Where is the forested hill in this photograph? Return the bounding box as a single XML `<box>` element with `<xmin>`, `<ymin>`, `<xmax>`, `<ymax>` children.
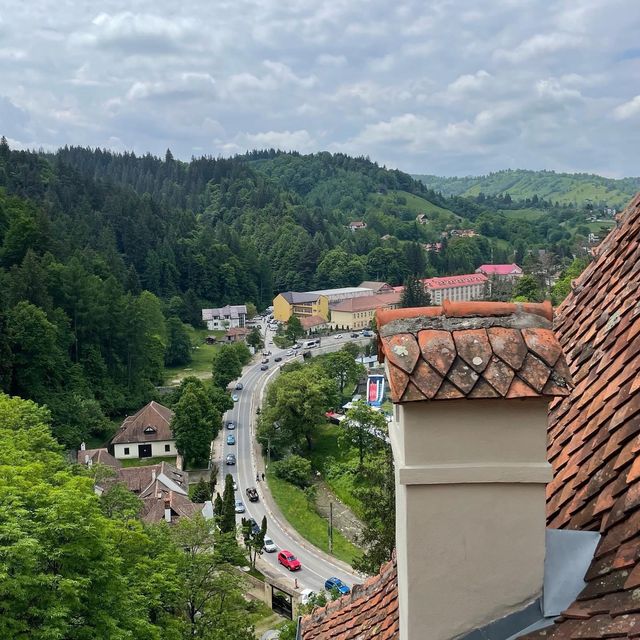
<box><xmin>413</xmin><ymin>169</ymin><xmax>640</xmax><ymax>207</ymax></box>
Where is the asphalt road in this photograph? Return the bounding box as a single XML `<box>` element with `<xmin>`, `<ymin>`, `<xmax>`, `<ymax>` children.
<box><xmin>220</xmin><ymin>322</ymin><xmax>368</xmax><ymax>594</ymax></box>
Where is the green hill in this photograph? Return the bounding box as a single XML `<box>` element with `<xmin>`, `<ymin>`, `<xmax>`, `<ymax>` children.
<box><xmin>413</xmin><ymin>169</ymin><xmax>640</xmax><ymax>208</ymax></box>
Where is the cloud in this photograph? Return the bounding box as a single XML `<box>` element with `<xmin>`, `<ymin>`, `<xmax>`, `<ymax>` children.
<box><xmin>494</xmin><ymin>32</ymin><xmax>584</xmax><ymax>63</ymax></box>
<box><xmin>220</xmin><ymin>129</ymin><xmax>317</xmax><ymax>154</ymax></box>
<box><xmin>613</xmin><ymin>96</ymin><xmax>640</xmax><ymax>120</ymax></box>
<box><xmin>446</xmin><ymin>70</ymin><xmax>492</xmax><ymax>96</ymax></box>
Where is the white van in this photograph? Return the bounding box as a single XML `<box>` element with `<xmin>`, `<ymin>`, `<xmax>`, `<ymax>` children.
<box><xmin>303</xmin><ymin>339</ymin><xmax>319</xmax><ymax>348</ymax></box>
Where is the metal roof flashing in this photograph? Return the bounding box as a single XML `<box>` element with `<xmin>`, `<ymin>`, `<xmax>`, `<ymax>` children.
<box><xmin>458</xmin><ymin>528</ymin><xmax>600</xmax><ymax>640</ymax></box>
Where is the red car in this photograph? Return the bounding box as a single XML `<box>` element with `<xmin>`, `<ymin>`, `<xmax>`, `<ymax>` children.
<box><xmin>278</xmin><ymin>550</ymin><xmax>301</xmax><ymax>571</ymax></box>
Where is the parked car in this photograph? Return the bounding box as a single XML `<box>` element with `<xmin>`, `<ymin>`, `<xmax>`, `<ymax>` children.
<box><xmin>274</xmin><ymin>356</ymin><xmax>282</xmax><ymax>362</ymax></box>
<box><xmin>246</xmin><ymin>487</ymin><xmax>259</xmax><ymax>502</ymax></box>
<box><xmin>263</xmin><ymin>536</ymin><xmax>277</xmax><ymax>553</ymax></box>
<box><xmin>226</xmin><ymin>434</ymin><xmax>236</xmax><ymax>445</ymax></box>
<box><xmin>235</xmin><ymin>382</ymin><xmax>243</xmax><ymax>390</ymax></box>
<box><xmin>350</xmin><ymin>332</ymin><xmax>359</xmax><ymax>338</ymax></box>
<box><xmin>260</xmin><ymin>364</ymin><xmax>269</xmax><ymax>371</ymax></box>
<box><xmin>232</xmin><ymin>393</ymin><xmax>239</xmax><ymax>402</ymax></box>
<box><xmin>262</xmin><ymin>350</ymin><xmax>271</xmax><ymax>356</ymax></box>
<box><xmin>225</xmin><ymin>453</ymin><xmax>236</xmax><ymax>465</ymax></box>
<box><xmin>286</xmin><ymin>349</ymin><xmax>294</xmax><ymax>356</ymax></box>
<box><xmin>226</xmin><ymin>421</ymin><xmax>235</xmax><ymax>430</ymax></box>
<box><xmin>278</xmin><ymin>550</ymin><xmax>301</xmax><ymax>571</ymax></box>
<box><xmin>324</xmin><ymin>577</ymin><xmax>350</xmax><ymax>594</ymax></box>
<box><xmin>362</xmin><ymin>330</ymin><xmax>374</xmax><ymax>337</ymax></box>
<box><xmin>292</xmin><ymin>343</ymin><xmax>301</xmax><ymax>349</ymax></box>
<box><xmin>261</xmin><ymin>358</ymin><xmax>269</xmax><ymax>364</ymax></box>
<box><xmin>234</xmin><ymin>500</ymin><xmax>245</xmax><ymax>513</ymax></box>
<box><xmin>334</xmin><ymin>334</ymin><xmax>343</xmax><ymax>339</ymax></box>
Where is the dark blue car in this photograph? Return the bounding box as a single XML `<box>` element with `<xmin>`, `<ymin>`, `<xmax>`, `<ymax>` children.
<box><xmin>324</xmin><ymin>577</ymin><xmax>350</xmax><ymax>595</ymax></box>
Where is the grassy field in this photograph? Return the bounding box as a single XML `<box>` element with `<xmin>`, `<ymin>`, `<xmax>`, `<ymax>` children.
<box><xmin>164</xmin><ymin>327</ymin><xmax>225</xmax><ymax>384</ymax></box>
<box><xmin>501</xmin><ymin>208</ymin><xmax>546</xmax><ymax>220</ymax></box>
<box><xmin>309</xmin><ymin>424</ymin><xmax>364</xmax><ymax>517</ymax></box>
<box><xmin>370</xmin><ymin>189</ymin><xmax>460</xmax><ymax>222</ymax></box>
<box><xmin>120</xmin><ymin>455</ymin><xmax>177</xmax><ymax>468</ymax></box>
<box><xmin>266</xmin><ymin>466</ymin><xmax>360</xmax><ymax>565</ymax></box>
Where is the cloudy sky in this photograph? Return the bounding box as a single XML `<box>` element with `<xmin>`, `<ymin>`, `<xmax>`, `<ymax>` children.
<box><xmin>1</xmin><ymin>0</ymin><xmax>639</xmax><ymax>176</ymax></box>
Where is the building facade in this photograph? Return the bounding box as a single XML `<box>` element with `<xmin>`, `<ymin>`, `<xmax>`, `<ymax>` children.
<box><xmin>475</xmin><ymin>263</ymin><xmax>523</xmax><ymax>280</ymax></box>
<box><xmin>201</xmin><ymin>305</ymin><xmax>247</xmax><ymax>330</ymax></box>
<box><xmin>423</xmin><ymin>273</ymin><xmax>488</xmax><ymax>305</ymax></box>
<box><xmin>330</xmin><ymin>292</ymin><xmax>401</xmax><ymax>330</ymax></box>
<box><xmin>273</xmin><ymin>292</ymin><xmax>330</xmax><ymax>322</ymax></box>
<box><xmin>308</xmin><ymin>286</ymin><xmax>374</xmax><ymax>304</ymax></box>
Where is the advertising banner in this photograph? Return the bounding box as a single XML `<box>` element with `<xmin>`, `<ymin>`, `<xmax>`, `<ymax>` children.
<box><xmin>367</xmin><ymin>374</ymin><xmax>385</xmax><ymax>407</ymax></box>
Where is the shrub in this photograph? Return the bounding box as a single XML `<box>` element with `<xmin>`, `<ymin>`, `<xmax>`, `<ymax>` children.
<box><xmin>272</xmin><ymin>454</ymin><xmax>312</xmax><ymax>488</ymax></box>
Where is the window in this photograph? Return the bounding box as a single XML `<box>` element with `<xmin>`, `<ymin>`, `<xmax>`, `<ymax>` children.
<box><xmin>165</xmin><ymin>444</ymin><xmax>171</xmax><ymax>452</ymax></box>
<box><xmin>124</xmin><ymin>447</ymin><xmax>130</xmax><ymax>455</ymax></box>
<box><xmin>144</xmin><ymin>426</ymin><xmax>156</xmax><ymax>434</ymax></box>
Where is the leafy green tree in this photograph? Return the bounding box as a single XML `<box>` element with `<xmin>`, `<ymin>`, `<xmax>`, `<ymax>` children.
<box><xmin>353</xmin><ymin>446</ymin><xmax>396</xmax><ymax>574</ymax></box>
<box><xmin>272</xmin><ymin>454</ymin><xmax>312</xmax><ymax>488</ymax></box>
<box><xmin>229</xmin><ymin>340</ymin><xmax>251</xmax><ymax>366</ymax></box>
<box><xmin>211</xmin><ymin>344</ymin><xmax>242</xmax><ymax>389</ymax></box>
<box><xmin>241</xmin><ymin>515</ymin><xmax>267</xmax><ymax>570</ymax></box>
<box><xmin>551</xmin><ymin>258</ymin><xmax>589</xmax><ymax>306</ymax></box>
<box><xmin>512</xmin><ymin>274</ymin><xmax>544</xmax><ymax>302</ymax></box>
<box><xmin>220</xmin><ymin>473</ymin><xmax>237</xmax><ymax>534</ymax></box>
<box><xmin>400</xmin><ymin>275</ymin><xmax>431</xmax><ymax>308</ymax></box>
<box><xmin>165</xmin><ymin>316</ymin><xmax>192</xmax><ymax>366</ymax></box>
<box><xmin>171</xmin><ymin>386</ymin><xmax>214</xmax><ymax>469</ymax></box>
<box><xmin>247</xmin><ymin>326</ymin><xmax>264</xmax><ymax>350</ymax></box>
<box><xmin>208</xmin><ymin>383</ymin><xmax>234</xmax><ymax>418</ymax></box>
<box><xmin>191</xmin><ymin>478</ymin><xmax>212</xmax><ymax>503</ymax></box>
<box><xmin>286</xmin><ymin>315</ymin><xmax>304</xmax><ymax>342</ymax></box>
<box><xmin>320</xmin><ymin>350</ymin><xmax>364</xmax><ymax>395</ymax></box>
<box><xmin>245</xmin><ymin>302</ymin><xmax>258</xmax><ymax>319</ymax></box>
<box><xmin>99</xmin><ymin>482</ymin><xmax>143</xmax><ymax>519</ymax></box>
<box><xmin>339</xmin><ymin>400</ymin><xmax>387</xmax><ymax>468</ymax></box>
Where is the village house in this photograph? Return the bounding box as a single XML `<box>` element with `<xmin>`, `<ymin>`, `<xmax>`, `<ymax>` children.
<box><xmin>223</xmin><ymin>326</ymin><xmax>251</xmax><ymax>342</ymax></box>
<box><xmin>415</xmin><ymin>214</ymin><xmax>429</xmax><ymax>225</ymax></box>
<box><xmin>109</xmin><ymin>401</ymin><xmax>176</xmax><ymax>460</ymax></box>
<box><xmin>299</xmin><ymin>315</ymin><xmax>329</xmax><ymax>333</ymax></box>
<box><xmin>475</xmin><ymin>263</ymin><xmax>523</xmax><ymax>280</ymax></box>
<box><xmin>422</xmin><ymin>273</ymin><xmax>489</xmax><ymax>304</ymax></box>
<box><xmin>201</xmin><ymin>304</ymin><xmax>247</xmax><ymax>330</ymax></box>
<box><xmin>359</xmin><ymin>281</ymin><xmax>395</xmax><ymax>294</ymax></box>
<box><xmin>421</xmin><ymin>242</ymin><xmax>443</xmax><ymax>253</ymax></box>
<box><xmin>347</xmin><ymin>220</ymin><xmax>367</xmax><ymax>231</ymax></box>
<box><xmin>299</xmin><ymin>193</ymin><xmax>640</xmax><ymax>640</ymax></box>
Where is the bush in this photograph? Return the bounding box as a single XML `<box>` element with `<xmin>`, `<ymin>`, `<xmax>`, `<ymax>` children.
<box><xmin>272</xmin><ymin>454</ymin><xmax>312</xmax><ymax>488</ymax></box>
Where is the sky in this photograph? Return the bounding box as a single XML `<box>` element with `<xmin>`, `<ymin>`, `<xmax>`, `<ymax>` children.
<box><xmin>1</xmin><ymin>0</ymin><xmax>640</xmax><ymax>177</ymax></box>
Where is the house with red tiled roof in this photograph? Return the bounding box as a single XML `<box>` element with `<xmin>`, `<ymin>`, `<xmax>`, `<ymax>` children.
<box><xmin>476</xmin><ymin>263</ymin><xmax>523</xmax><ymax>279</ymax></box>
<box><xmin>300</xmin><ymin>194</ymin><xmax>640</xmax><ymax>640</ymax></box>
<box><xmin>347</xmin><ymin>220</ymin><xmax>367</xmax><ymax>231</ymax></box>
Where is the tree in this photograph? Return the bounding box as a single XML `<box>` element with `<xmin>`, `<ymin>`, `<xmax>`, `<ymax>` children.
<box><xmin>245</xmin><ymin>302</ymin><xmax>258</xmax><ymax>319</ymax></box>
<box><xmin>272</xmin><ymin>454</ymin><xmax>312</xmax><ymax>488</ymax></box>
<box><xmin>171</xmin><ymin>386</ymin><xmax>214</xmax><ymax>469</ymax></box>
<box><xmin>320</xmin><ymin>350</ymin><xmax>364</xmax><ymax>395</ymax></box>
<box><xmin>165</xmin><ymin>316</ymin><xmax>192</xmax><ymax>366</ymax></box>
<box><xmin>400</xmin><ymin>275</ymin><xmax>431</xmax><ymax>308</ymax></box>
<box><xmin>220</xmin><ymin>473</ymin><xmax>237</xmax><ymax>534</ymax></box>
<box><xmin>353</xmin><ymin>447</ymin><xmax>396</xmax><ymax>574</ymax></box>
<box><xmin>247</xmin><ymin>326</ymin><xmax>264</xmax><ymax>350</ymax></box>
<box><xmin>191</xmin><ymin>478</ymin><xmax>212</xmax><ymax>503</ymax></box>
<box><xmin>241</xmin><ymin>515</ymin><xmax>267</xmax><ymax>570</ymax></box>
<box><xmin>512</xmin><ymin>274</ymin><xmax>543</xmax><ymax>302</ymax></box>
<box><xmin>339</xmin><ymin>400</ymin><xmax>386</xmax><ymax>468</ymax></box>
<box><xmin>208</xmin><ymin>383</ymin><xmax>234</xmax><ymax>418</ymax></box>
<box><xmin>213</xmin><ymin>492</ymin><xmax>223</xmax><ymax>521</ymax></box>
<box><xmin>286</xmin><ymin>315</ymin><xmax>303</xmax><ymax>342</ymax></box>
<box><xmin>211</xmin><ymin>344</ymin><xmax>242</xmax><ymax>389</ymax></box>
<box><xmin>99</xmin><ymin>481</ymin><xmax>143</xmax><ymax>519</ymax></box>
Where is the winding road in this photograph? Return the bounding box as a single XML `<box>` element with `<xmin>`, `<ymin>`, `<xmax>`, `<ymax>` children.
<box><xmin>220</xmin><ymin>322</ymin><xmax>368</xmax><ymax>594</ymax></box>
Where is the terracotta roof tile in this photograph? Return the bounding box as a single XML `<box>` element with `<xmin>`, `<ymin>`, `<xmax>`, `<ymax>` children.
<box><xmin>377</xmin><ymin>301</ymin><xmax>572</xmax><ymax>402</ymax></box>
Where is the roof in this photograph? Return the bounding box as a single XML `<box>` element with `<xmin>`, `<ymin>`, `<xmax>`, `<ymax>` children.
<box><xmin>279</xmin><ymin>291</ymin><xmax>323</xmax><ymax>304</ymax></box>
<box><xmin>225</xmin><ymin>327</ymin><xmax>250</xmax><ymax>337</ymax></box>
<box><xmin>300</xmin><ymin>315</ymin><xmax>328</xmax><ymax>330</ymax></box>
<box><xmin>77</xmin><ymin>447</ymin><xmax>121</xmax><ymax>468</ymax></box>
<box><xmin>422</xmin><ymin>273</ymin><xmax>488</xmax><ymax>290</ymax></box>
<box><xmin>110</xmin><ymin>401</ymin><xmax>174</xmax><ymax>445</ymax></box>
<box><xmin>117</xmin><ymin>461</ymin><xmax>188</xmax><ymax>494</ymax></box>
<box><xmin>348</xmin><ymin>220</ymin><xmax>367</xmax><ymax>227</ymax></box>
<box><xmin>376</xmin><ymin>300</ymin><xmax>572</xmax><ymax>403</ymax></box>
<box><xmin>202</xmin><ymin>304</ymin><xmax>247</xmax><ymax>321</ymax></box>
<box><xmin>140</xmin><ymin>489</ymin><xmax>202</xmax><ymax>524</ymax></box>
<box><xmin>359</xmin><ymin>281</ymin><xmax>394</xmax><ymax>293</ymax></box>
<box><xmin>300</xmin><ymin>554</ymin><xmax>399</xmax><ymax>639</ymax></box>
<box><xmin>330</xmin><ymin>292</ymin><xmax>401</xmax><ymax>314</ymax></box>
<box><xmin>520</xmin><ymin>193</ymin><xmax>640</xmax><ymax>640</ymax></box>
<box><xmin>309</xmin><ymin>287</ymin><xmax>373</xmax><ymax>297</ymax></box>
<box><xmin>476</xmin><ymin>264</ymin><xmax>523</xmax><ymax>276</ymax></box>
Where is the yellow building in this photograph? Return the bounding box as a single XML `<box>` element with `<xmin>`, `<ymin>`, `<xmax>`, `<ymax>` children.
<box><xmin>273</xmin><ymin>291</ymin><xmax>330</xmax><ymax>322</ymax></box>
<box><xmin>330</xmin><ymin>292</ymin><xmax>401</xmax><ymax>330</ymax></box>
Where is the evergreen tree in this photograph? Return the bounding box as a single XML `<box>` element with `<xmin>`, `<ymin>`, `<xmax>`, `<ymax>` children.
<box><xmin>220</xmin><ymin>473</ymin><xmax>237</xmax><ymax>534</ymax></box>
<box><xmin>400</xmin><ymin>275</ymin><xmax>431</xmax><ymax>308</ymax></box>
<box><xmin>165</xmin><ymin>316</ymin><xmax>192</xmax><ymax>366</ymax></box>
<box><xmin>171</xmin><ymin>387</ymin><xmax>213</xmax><ymax>469</ymax></box>
<box><xmin>191</xmin><ymin>478</ymin><xmax>212</xmax><ymax>503</ymax></box>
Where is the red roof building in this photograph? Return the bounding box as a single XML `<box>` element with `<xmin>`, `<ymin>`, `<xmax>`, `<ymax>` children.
<box><xmin>422</xmin><ymin>273</ymin><xmax>488</xmax><ymax>305</ymax></box>
<box><xmin>476</xmin><ymin>263</ymin><xmax>523</xmax><ymax>278</ymax></box>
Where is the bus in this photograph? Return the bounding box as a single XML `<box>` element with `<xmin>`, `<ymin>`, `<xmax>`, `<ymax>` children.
<box><xmin>303</xmin><ymin>339</ymin><xmax>319</xmax><ymax>349</ymax></box>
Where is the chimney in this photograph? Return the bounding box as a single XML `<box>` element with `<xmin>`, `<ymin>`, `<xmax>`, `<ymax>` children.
<box><xmin>377</xmin><ymin>301</ymin><xmax>572</xmax><ymax>640</ymax></box>
<box><xmin>164</xmin><ymin>498</ymin><xmax>172</xmax><ymax>523</ymax></box>
<box><xmin>152</xmin><ymin>469</ymin><xmax>156</xmax><ymax>481</ymax></box>
<box><xmin>84</xmin><ymin>454</ymin><xmax>90</xmax><ymax>465</ymax></box>
<box><xmin>80</xmin><ymin>441</ymin><xmax>86</xmax><ymax>451</ymax></box>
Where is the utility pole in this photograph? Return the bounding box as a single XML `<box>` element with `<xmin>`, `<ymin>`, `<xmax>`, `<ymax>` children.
<box><xmin>267</xmin><ymin>436</ymin><xmax>271</xmax><ymax>469</ymax></box>
<box><xmin>328</xmin><ymin>502</ymin><xmax>333</xmax><ymax>554</ymax></box>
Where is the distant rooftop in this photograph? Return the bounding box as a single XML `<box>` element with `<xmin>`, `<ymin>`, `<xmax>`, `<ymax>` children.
<box><xmin>476</xmin><ymin>264</ymin><xmax>523</xmax><ymax>276</ymax></box>
<box><xmin>422</xmin><ymin>273</ymin><xmax>488</xmax><ymax>290</ymax></box>
<box><xmin>279</xmin><ymin>291</ymin><xmax>323</xmax><ymax>304</ymax></box>
<box><xmin>309</xmin><ymin>287</ymin><xmax>372</xmax><ymax>296</ymax></box>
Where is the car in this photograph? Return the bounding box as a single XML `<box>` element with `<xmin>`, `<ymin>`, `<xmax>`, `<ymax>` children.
<box><xmin>234</xmin><ymin>500</ymin><xmax>245</xmax><ymax>513</ymax></box>
<box><xmin>226</xmin><ymin>421</ymin><xmax>235</xmax><ymax>430</ymax></box>
<box><xmin>226</xmin><ymin>434</ymin><xmax>235</xmax><ymax>445</ymax></box>
<box><xmin>300</xmin><ymin>588</ymin><xmax>315</xmax><ymax>604</ymax></box>
<box><xmin>232</xmin><ymin>479</ymin><xmax>237</xmax><ymax>491</ymax></box>
<box><xmin>225</xmin><ymin>454</ymin><xmax>236</xmax><ymax>465</ymax></box>
<box><xmin>261</xmin><ymin>358</ymin><xmax>269</xmax><ymax>364</ymax></box>
<box><xmin>274</xmin><ymin>356</ymin><xmax>282</xmax><ymax>362</ymax></box>
<box><xmin>232</xmin><ymin>394</ymin><xmax>239</xmax><ymax>402</ymax></box>
<box><xmin>247</xmin><ymin>517</ymin><xmax>261</xmax><ymax>535</ymax></box>
<box><xmin>260</xmin><ymin>364</ymin><xmax>269</xmax><ymax>371</ymax></box>
<box><xmin>268</xmin><ymin>341</ymin><xmax>274</xmax><ymax>345</ymax></box>
<box><xmin>286</xmin><ymin>349</ymin><xmax>294</xmax><ymax>356</ymax></box>
<box><xmin>350</xmin><ymin>332</ymin><xmax>359</xmax><ymax>338</ymax></box>
<box><xmin>334</xmin><ymin>334</ymin><xmax>343</xmax><ymax>339</ymax></box>
<box><xmin>324</xmin><ymin>577</ymin><xmax>350</xmax><ymax>595</ymax></box>
<box><xmin>278</xmin><ymin>550</ymin><xmax>301</xmax><ymax>571</ymax></box>
<box><xmin>362</xmin><ymin>330</ymin><xmax>373</xmax><ymax>337</ymax></box>
<box><xmin>292</xmin><ymin>343</ymin><xmax>300</xmax><ymax>349</ymax></box>
<box><xmin>246</xmin><ymin>487</ymin><xmax>259</xmax><ymax>502</ymax></box>
<box><xmin>263</xmin><ymin>536</ymin><xmax>277</xmax><ymax>553</ymax></box>
<box><xmin>235</xmin><ymin>383</ymin><xmax>243</xmax><ymax>390</ymax></box>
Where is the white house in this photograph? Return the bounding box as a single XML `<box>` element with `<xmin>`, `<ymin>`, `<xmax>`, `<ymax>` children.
<box><xmin>109</xmin><ymin>401</ymin><xmax>176</xmax><ymax>460</ymax></box>
<box><xmin>202</xmin><ymin>305</ymin><xmax>247</xmax><ymax>330</ymax></box>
